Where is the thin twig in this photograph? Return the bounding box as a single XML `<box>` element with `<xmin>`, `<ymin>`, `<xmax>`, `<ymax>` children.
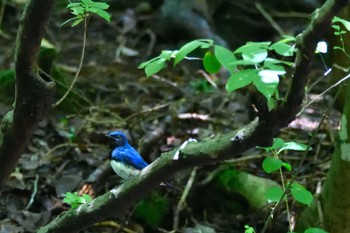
<box><xmin>255</xmin><ymin>2</ymin><xmax>285</xmax><ymax>36</ymax></box>
<box><xmin>53</xmin><ymin>17</ymin><xmax>88</xmax><ymax>107</ymax></box>
<box><xmin>298</xmin><ymin>72</ymin><xmax>350</xmax><ymax>116</ymax></box>
<box><xmin>25</xmin><ymin>174</ymin><xmax>39</xmax><ymax>210</ymax></box>
<box><xmin>173</xmin><ymin>167</ymin><xmax>197</xmax><ymax>231</ymax></box>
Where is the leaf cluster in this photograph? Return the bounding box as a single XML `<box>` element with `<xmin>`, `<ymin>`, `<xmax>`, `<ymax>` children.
<box><xmin>259</xmin><ymin>138</ymin><xmax>313</xmax><ymax>206</ymax></box>
<box><xmin>139</xmin><ymin>38</ymin><xmax>295</xmax><ymax>110</ymax></box>
<box><xmin>62</xmin><ymin>0</ymin><xmax>111</xmax><ymax>27</ymax></box>
<box><xmin>63</xmin><ymin>192</ymin><xmax>92</xmax><ymax>209</ymax></box>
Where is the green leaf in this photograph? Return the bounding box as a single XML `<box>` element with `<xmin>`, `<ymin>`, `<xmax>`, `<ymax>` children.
<box><xmin>333</xmin><ymin>16</ymin><xmax>350</xmax><ymax>31</ymax></box>
<box><xmin>254</xmin><ymin>69</ymin><xmax>279</xmax><ymax>99</ymax></box>
<box><xmin>203</xmin><ymin>50</ymin><xmax>221</xmax><ymax>74</ymax></box>
<box><xmin>230</xmin><ymin>59</ymin><xmax>257</xmax><ymax>66</ymax></box>
<box><xmin>226</xmin><ymin>69</ymin><xmax>257</xmax><ymax>92</ymax></box>
<box><xmin>67</xmin><ymin>2</ymin><xmax>81</xmax><ymax>7</ymax></box>
<box><xmin>94</xmin><ymin>9</ymin><xmax>111</xmax><ymax>22</ymax></box>
<box><xmin>244</xmin><ymin>225</ymin><xmax>256</xmax><ymax>233</ymax></box>
<box><xmin>269</xmin><ymin>42</ymin><xmax>295</xmax><ymax>56</ymax></box>
<box><xmin>264</xmin><ymin>57</ymin><xmax>293</xmax><ymax>67</ymax></box>
<box><xmin>257</xmin><ymin>137</ymin><xmax>284</xmax><ymax>152</ymax></box>
<box><xmin>291</xmin><ymin>183</ymin><xmax>313</xmax><ymax>206</ymax></box>
<box><xmin>304</xmin><ymin>227</ymin><xmax>329</xmax><ymax>233</ymax></box>
<box><xmin>138</xmin><ymin>56</ymin><xmax>162</xmax><ymax>69</ymax></box>
<box><xmin>71</xmin><ymin>6</ymin><xmax>85</xmax><ymax>16</ymax></box>
<box><xmin>266</xmin><ymin>186</ymin><xmax>284</xmax><ymax>202</ymax></box>
<box><xmin>82</xmin><ymin>194</ymin><xmax>92</xmax><ymax>203</ymax></box>
<box><xmin>174</xmin><ymin>39</ymin><xmax>213</xmax><ymax>65</ymax></box>
<box><xmin>90</xmin><ymin>1</ymin><xmax>109</xmax><ymax>10</ymax></box>
<box><xmin>160</xmin><ymin>50</ymin><xmax>177</xmax><ymax>60</ymax></box>
<box><xmin>267</xmin><ymin>97</ymin><xmax>276</xmax><ymax>110</ymax></box>
<box><xmin>81</xmin><ymin>0</ymin><xmax>93</xmax><ymax>6</ymax></box>
<box><xmin>145</xmin><ymin>58</ymin><xmax>166</xmax><ymax>77</ymax></box>
<box><xmin>214</xmin><ymin>45</ymin><xmax>236</xmax><ymax>72</ymax></box>
<box><xmin>278</xmin><ymin>141</ymin><xmax>308</xmax><ymax>154</ymax></box>
<box><xmin>262</xmin><ymin>157</ymin><xmax>283</xmax><ymax>173</ymax></box>
<box><xmin>234</xmin><ymin>42</ymin><xmax>271</xmax><ymax>63</ymax></box>
<box><xmin>333</xmin><ymin>46</ymin><xmax>344</xmax><ymax>51</ymax></box>
<box><xmin>282</xmin><ymin>162</ymin><xmax>292</xmax><ymax>171</ymax></box>
<box><xmin>332</xmin><ymin>24</ymin><xmax>341</xmax><ymax>30</ymax></box>
<box><xmin>71</xmin><ymin>18</ymin><xmax>84</xmax><ymax>27</ymax></box>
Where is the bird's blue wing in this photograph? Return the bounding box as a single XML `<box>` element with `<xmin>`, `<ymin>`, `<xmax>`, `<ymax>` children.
<box><xmin>111</xmin><ymin>145</ymin><xmax>148</xmax><ymax>170</ymax></box>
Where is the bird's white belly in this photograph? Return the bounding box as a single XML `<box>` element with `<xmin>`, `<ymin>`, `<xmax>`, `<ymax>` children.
<box><xmin>110</xmin><ymin>160</ymin><xmax>140</xmax><ymax>180</ymax></box>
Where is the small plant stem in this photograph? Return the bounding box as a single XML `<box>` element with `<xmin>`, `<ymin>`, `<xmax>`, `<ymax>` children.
<box><xmin>279</xmin><ymin>167</ymin><xmax>292</xmax><ymax>231</ymax></box>
<box><xmin>53</xmin><ymin>16</ymin><xmax>88</xmax><ymax>107</ymax></box>
<box><xmin>274</xmin><ymin>151</ymin><xmax>292</xmax><ymax>232</ymax></box>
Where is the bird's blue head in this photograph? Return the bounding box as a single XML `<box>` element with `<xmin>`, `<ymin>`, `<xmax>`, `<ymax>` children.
<box><xmin>106</xmin><ymin>131</ymin><xmax>128</xmax><ymax>147</ymax></box>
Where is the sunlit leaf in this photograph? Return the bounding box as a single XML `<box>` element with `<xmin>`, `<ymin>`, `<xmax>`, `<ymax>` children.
<box><xmin>333</xmin><ymin>16</ymin><xmax>350</xmax><ymax>31</ymax></box>
<box><xmin>269</xmin><ymin>42</ymin><xmax>295</xmax><ymax>56</ymax></box>
<box><xmin>254</xmin><ymin>69</ymin><xmax>279</xmax><ymax>98</ymax></box>
<box><xmin>234</xmin><ymin>42</ymin><xmax>271</xmax><ymax>63</ymax></box>
<box><xmin>278</xmin><ymin>142</ymin><xmax>308</xmax><ymax>154</ymax></box>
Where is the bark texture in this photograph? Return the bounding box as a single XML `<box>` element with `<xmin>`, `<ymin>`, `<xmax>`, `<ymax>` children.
<box><xmin>0</xmin><ymin>0</ymin><xmax>56</xmax><ymax>191</ymax></box>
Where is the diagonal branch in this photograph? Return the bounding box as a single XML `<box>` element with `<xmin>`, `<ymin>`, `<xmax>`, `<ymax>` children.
<box><xmin>0</xmin><ymin>0</ymin><xmax>56</xmax><ymax>191</ymax></box>
<box><xmin>37</xmin><ymin>0</ymin><xmax>350</xmax><ymax>232</ymax></box>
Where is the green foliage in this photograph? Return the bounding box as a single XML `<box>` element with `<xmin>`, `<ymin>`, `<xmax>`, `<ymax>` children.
<box><xmin>63</xmin><ymin>192</ymin><xmax>92</xmax><ymax>208</ymax></box>
<box><xmin>332</xmin><ymin>16</ymin><xmax>350</xmax><ymax>58</ymax></box>
<box><xmin>139</xmin><ymin>37</ymin><xmax>295</xmax><ymax>110</ymax></box>
<box><xmin>134</xmin><ymin>192</ymin><xmax>170</xmax><ymax>227</ymax></box>
<box><xmin>62</xmin><ymin>0</ymin><xmax>111</xmax><ymax>27</ymax></box>
<box><xmin>290</xmin><ymin>183</ymin><xmax>313</xmax><ymax>206</ymax></box>
<box><xmin>258</xmin><ymin>137</ymin><xmax>308</xmax><ymax>154</ymax></box>
<box><xmin>259</xmin><ymin>138</ymin><xmax>313</xmax><ymax>206</ymax></box>
<box><xmin>304</xmin><ymin>228</ymin><xmax>329</xmax><ymax>233</ymax></box>
<box><xmin>244</xmin><ymin>225</ymin><xmax>256</xmax><ymax>233</ymax></box>
<box><xmin>174</xmin><ymin>39</ymin><xmax>213</xmax><ymax>65</ymax></box>
<box><xmin>262</xmin><ymin>157</ymin><xmax>283</xmax><ymax>174</ymax></box>
<box><xmin>266</xmin><ymin>186</ymin><xmax>284</xmax><ymax>203</ymax></box>
<box><xmin>203</xmin><ymin>50</ymin><xmax>221</xmax><ymax>74</ymax></box>
<box><xmin>138</xmin><ymin>40</ymin><xmax>213</xmax><ymax>77</ymax></box>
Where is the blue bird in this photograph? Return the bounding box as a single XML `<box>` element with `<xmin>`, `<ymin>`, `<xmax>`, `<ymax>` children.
<box><xmin>106</xmin><ymin>131</ymin><xmax>148</xmax><ymax>180</ymax></box>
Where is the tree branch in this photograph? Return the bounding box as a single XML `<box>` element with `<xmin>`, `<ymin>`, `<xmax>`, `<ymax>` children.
<box><xmin>0</xmin><ymin>0</ymin><xmax>56</xmax><ymax>190</ymax></box>
<box><xmin>37</xmin><ymin>0</ymin><xmax>349</xmax><ymax>232</ymax></box>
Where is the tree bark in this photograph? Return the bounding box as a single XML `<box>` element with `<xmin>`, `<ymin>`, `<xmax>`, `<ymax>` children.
<box><xmin>0</xmin><ymin>0</ymin><xmax>56</xmax><ymax>191</ymax></box>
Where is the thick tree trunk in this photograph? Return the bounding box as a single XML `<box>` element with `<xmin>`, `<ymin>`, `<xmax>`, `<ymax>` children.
<box><xmin>0</xmin><ymin>0</ymin><xmax>56</xmax><ymax>191</ymax></box>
